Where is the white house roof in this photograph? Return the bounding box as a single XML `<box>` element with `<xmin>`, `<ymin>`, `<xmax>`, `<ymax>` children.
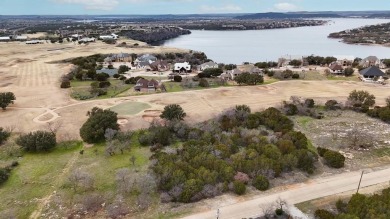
<box><xmin>15</xmin><ymin>36</ymin><xmax>28</xmax><ymax>40</ymax></box>
<box><xmin>174</xmin><ymin>62</ymin><xmax>191</xmax><ymax>70</ymax></box>
<box><xmin>0</xmin><ymin>36</ymin><xmax>10</xmax><ymax>40</ymax></box>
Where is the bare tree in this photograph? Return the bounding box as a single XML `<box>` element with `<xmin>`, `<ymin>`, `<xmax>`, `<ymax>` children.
<box><xmin>260</xmin><ymin>203</ymin><xmax>275</xmax><ymax>219</ymax></box>
<box><xmin>346</xmin><ymin>126</ymin><xmax>373</xmax><ymax>150</ymax></box>
<box><xmin>69</xmin><ymin>169</ymin><xmax>94</xmax><ymax>192</ymax></box>
<box><xmin>45</xmin><ymin>121</ymin><xmax>63</xmax><ymax>134</ymax></box>
<box><xmin>115</xmin><ymin>168</ymin><xmax>132</xmax><ymax>193</ymax></box>
<box><xmin>130</xmin><ymin>155</ymin><xmax>136</xmax><ymax>166</ymax></box>
<box><xmin>106</xmin><ymin>195</ymin><xmax>130</xmax><ymax>218</ymax></box>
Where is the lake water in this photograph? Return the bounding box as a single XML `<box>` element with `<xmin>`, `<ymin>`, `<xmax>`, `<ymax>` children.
<box><xmin>162</xmin><ymin>18</ymin><xmax>390</xmax><ymax>64</ymax></box>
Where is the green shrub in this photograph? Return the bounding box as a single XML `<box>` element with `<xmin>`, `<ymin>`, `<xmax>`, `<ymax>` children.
<box><xmin>174</xmin><ymin>75</ymin><xmax>182</xmax><ymax>82</ymax></box>
<box><xmin>252</xmin><ymin>175</ymin><xmax>269</xmax><ymax>191</ymax></box>
<box><xmin>0</xmin><ymin>127</ymin><xmax>11</xmax><ymax>145</ymax></box>
<box><xmin>199</xmin><ymin>78</ymin><xmax>210</xmax><ymax>87</ymax></box>
<box><xmin>99</xmin><ymin>81</ymin><xmax>111</xmax><ymax>88</ymax></box>
<box><xmin>314</xmin><ymin>209</ymin><xmax>335</xmax><ymax>219</ymax></box>
<box><xmin>233</xmin><ymin>180</ymin><xmax>246</xmax><ymax>195</ymax></box>
<box><xmin>16</xmin><ymin>131</ymin><xmax>56</xmax><ymax>152</ymax></box>
<box><xmin>323</xmin><ymin>150</ymin><xmax>345</xmax><ymax>168</ymax></box>
<box><xmin>292</xmin><ymin>73</ymin><xmax>300</xmax><ymax>79</ymax></box>
<box><xmin>60</xmin><ymin>81</ymin><xmax>71</xmax><ymax>88</ymax></box>
<box><xmin>284</xmin><ymin>103</ymin><xmax>298</xmax><ymax>115</ymax></box>
<box><xmin>275</xmin><ymin>208</ymin><xmax>284</xmax><ymax>216</ymax></box>
<box><xmin>317</xmin><ymin>147</ymin><xmax>330</xmax><ymax>157</ymax></box>
<box><xmin>325</xmin><ymin>100</ymin><xmax>340</xmax><ymax>110</ymax></box>
<box><xmin>305</xmin><ymin>99</ymin><xmax>315</xmax><ymax>108</ymax></box>
<box><xmin>0</xmin><ymin>168</ymin><xmax>11</xmax><ymax>185</ymax></box>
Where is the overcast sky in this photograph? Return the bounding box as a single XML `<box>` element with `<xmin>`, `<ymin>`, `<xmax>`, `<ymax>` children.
<box><xmin>1</xmin><ymin>0</ymin><xmax>390</xmax><ymax>15</ymax></box>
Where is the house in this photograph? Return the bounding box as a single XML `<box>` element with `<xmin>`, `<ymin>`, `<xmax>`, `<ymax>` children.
<box><xmin>99</xmin><ymin>34</ymin><xmax>118</xmax><ymax>40</ymax></box>
<box><xmin>359</xmin><ymin>56</ymin><xmax>384</xmax><ymax>69</ymax></box>
<box><xmin>221</xmin><ymin>69</ymin><xmax>243</xmax><ymax>80</ymax></box>
<box><xmin>136</xmin><ymin>54</ymin><xmax>157</xmax><ymax>63</ymax></box>
<box><xmin>359</xmin><ymin>66</ymin><xmax>385</xmax><ymax>80</ymax></box>
<box><xmin>334</xmin><ymin>55</ymin><xmax>355</xmax><ymax>66</ymax></box>
<box><xmin>15</xmin><ymin>36</ymin><xmax>28</xmax><ymax>41</ymax></box>
<box><xmin>96</xmin><ymin>68</ymin><xmax>118</xmax><ymax>77</ymax></box>
<box><xmin>150</xmin><ymin>60</ymin><xmax>170</xmax><ymax>71</ymax></box>
<box><xmin>198</xmin><ymin>61</ymin><xmax>219</xmax><ymax>71</ymax></box>
<box><xmin>278</xmin><ymin>55</ymin><xmax>304</xmax><ymax>67</ymax></box>
<box><xmin>79</xmin><ymin>37</ymin><xmax>96</xmax><ymax>43</ymax></box>
<box><xmin>0</xmin><ymin>36</ymin><xmax>11</xmax><ymax>41</ymax></box>
<box><xmin>134</xmin><ymin>78</ymin><xmax>160</xmax><ymax>92</ymax></box>
<box><xmin>329</xmin><ymin>62</ymin><xmax>344</xmax><ymax>74</ymax></box>
<box><xmin>26</xmin><ymin>40</ymin><xmax>44</xmax><ymax>44</ymax></box>
<box><xmin>111</xmin><ymin>53</ymin><xmax>132</xmax><ymax>62</ymax></box>
<box><xmin>248</xmin><ymin>66</ymin><xmax>263</xmax><ymax>75</ymax></box>
<box><xmin>174</xmin><ymin>62</ymin><xmax>191</xmax><ymax>73</ymax></box>
<box><xmin>134</xmin><ymin>54</ymin><xmax>157</xmax><ymax>69</ymax></box>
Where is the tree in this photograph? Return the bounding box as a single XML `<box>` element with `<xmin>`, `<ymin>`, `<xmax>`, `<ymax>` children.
<box><xmin>347</xmin><ymin>90</ymin><xmax>375</xmax><ymax>112</ymax></box>
<box><xmin>118</xmin><ymin>65</ymin><xmax>129</xmax><ymax>74</ymax></box>
<box><xmin>289</xmin><ymin>59</ymin><xmax>302</xmax><ymax>67</ymax></box>
<box><xmin>234</xmin><ymin>73</ymin><xmax>263</xmax><ymax>85</ymax></box>
<box><xmin>160</xmin><ymin>104</ymin><xmax>186</xmax><ymax>121</ymax></box>
<box><xmin>80</xmin><ymin>107</ymin><xmax>119</xmax><ymax>143</ymax></box>
<box><xmin>344</xmin><ymin>68</ymin><xmax>355</xmax><ymax>77</ymax></box>
<box><xmin>96</xmin><ymin>73</ymin><xmax>109</xmax><ymax>81</ymax></box>
<box><xmin>233</xmin><ymin>180</ymin><xmax>246</xmax><ymax>195</ymax></box>
<box><xmin>16</xmin><ymin>131</ymin><xmax>56</xmax><ymax>152</ymax></box>
<box><xmin>0</xmin><ymin>92</ymin><xmax>16</xmax><ymax>110</ymax></box>
<box><xmin>60</xmin><ymin>81</ymin><xmax>71</xmax><ymax>88</ymax></box>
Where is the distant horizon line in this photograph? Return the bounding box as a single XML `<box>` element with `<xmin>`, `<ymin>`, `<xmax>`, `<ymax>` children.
<box><xmin>1</xmin><ymin>10</ymin><xmax>390</xmax><ymax>16</ymax></box>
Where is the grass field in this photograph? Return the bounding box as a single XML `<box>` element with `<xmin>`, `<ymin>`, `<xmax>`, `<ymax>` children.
<box><xmin>0</xmin><ymin>137</ymin><xmax>157</xmax><ymax>218</ymax></box>
<box><xmin>70</xmin><ymin>79</ymin><xmax>133</xmax><ymax>100</ymax></box>
<box><xmin>0</xmin><ymin>141</ymin><xmax>82</xmax><ymax>218</ymax></box>
<box><xmin>110</xmin><ymin>101</ymin><xmax>152</xmax><ymax>115</ymax></box>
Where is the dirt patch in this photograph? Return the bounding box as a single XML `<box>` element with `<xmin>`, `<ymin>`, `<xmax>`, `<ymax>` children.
<box><xmin>118</xmin><ymin>118</ymin><xmax>129</xmax><ymax>125</ymax></box>
<box><xmin>0</xmin><ymin>83</ymin><xmax>13</xmax><ymax>87</ymax></box>
<box><xmin>142</xmin><ymin>110</ymin><xmax>163</xmax><ymax>123</ymax></box>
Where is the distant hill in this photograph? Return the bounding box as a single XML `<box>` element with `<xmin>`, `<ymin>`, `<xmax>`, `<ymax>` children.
<box><xmin>235</xmin><ymin>12</ymin><xmax>344</xmax><ymax>19</ymax></box>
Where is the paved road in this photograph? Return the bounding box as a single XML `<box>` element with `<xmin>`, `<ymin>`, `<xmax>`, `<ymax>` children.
<box><xmin>182</xmin><ymin>167</ymin><xmax>390</xmax><ymax>219</ymax></box>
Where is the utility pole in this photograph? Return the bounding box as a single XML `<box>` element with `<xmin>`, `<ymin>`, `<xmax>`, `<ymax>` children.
<box><xmin>216</xmin><ymin>208</ymin><xmax>220</xmax><ymax>219</ymax></box>
<box><xmin>356</xmin><ymin>170</ymin><xmax>364</xmax><ymax>194</ymax></box>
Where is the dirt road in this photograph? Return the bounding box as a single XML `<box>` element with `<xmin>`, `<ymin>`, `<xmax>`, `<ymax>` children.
<box><xmin>182</xmin><ymin>166</ymin><xmax>390</xmax><ymax>219</ymax></box>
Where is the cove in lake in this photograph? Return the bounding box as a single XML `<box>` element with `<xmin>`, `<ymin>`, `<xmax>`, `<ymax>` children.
<box><xmin>161</xmin><ymin>18</ymin><xmax>390</xmax><ymax>64</ymax></box>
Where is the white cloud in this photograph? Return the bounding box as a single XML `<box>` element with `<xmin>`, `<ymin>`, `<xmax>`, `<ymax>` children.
<box><xmin>200</xmin><ymin>4</ymin><xmax>242</xmax><ymax>13</ymax></box>
<box><xmin>52</xmin><ymin>0</ymin><xmax>119</xmax><ymax>11</ymax></box>
<box><xmin>274</xmin><ymin>2</ymin><xmax>299</xmax><ymax>11</ymax></box>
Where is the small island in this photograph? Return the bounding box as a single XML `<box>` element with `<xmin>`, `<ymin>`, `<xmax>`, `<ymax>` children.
<box><xmin>328</xmin><ymin>22</ymin><xmax>390</xmax><ymax>46</ymax></box>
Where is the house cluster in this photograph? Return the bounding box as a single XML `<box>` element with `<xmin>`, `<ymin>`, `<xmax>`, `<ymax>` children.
<box><xmin>328</xmin><ymin>55</ymin><xmax>386</xmax><ymax>74</ymax></box>
<box><xmin>0</xmin><ymin>35</ymin><xmax>28</xmax><ymax>42</ymax></box>
<box><xmin>220</xmin><ymin>65</ymin><xmax>263</xmax><ymax>80</ymax></box>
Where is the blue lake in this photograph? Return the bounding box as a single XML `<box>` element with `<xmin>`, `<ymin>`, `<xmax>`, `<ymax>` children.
<box><xmin>161</xmin><ymin>18</ymin><xmax>390</xmax><ymax>64</ymax></box>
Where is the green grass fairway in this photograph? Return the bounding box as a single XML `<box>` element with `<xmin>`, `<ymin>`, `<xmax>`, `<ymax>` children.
<box><xmin>110</xmin><ymin>101</ymin><xmax>151</xmax><ymax>115</ymax></box>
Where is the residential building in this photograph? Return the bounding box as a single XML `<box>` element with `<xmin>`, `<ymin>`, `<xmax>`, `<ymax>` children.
<box><xmin>359</xmin><ymin>56</ymin><xmax>384</xmax><ymax>68</ymax></box>
<box><xmin>333</xmin><ymin>55</ymin><xmax>355</xmax><ymax>66</ymax></box>
<box><xmin>198</xmin><ymin>61</ymin><xmax>219</xmax><ymax>71</ymax></box>
<box><xmin>150</xmin><ymin>60</ymin><xmax>170</xmax><ymax>71</ymax></box>
<box><xmin>329</xmin><ymin>62</ymin><xmax>344</xmax><ymax>74</ymax></box>
<box><xmin>278</xmin><ymin>55</ymin><xmax>305</xmax><ymax>67</ymax></box>
<box><xmin>359</xmin><ymin>66</ymin><xmax>385</xmax><ymax>80</ymax></box>
<box><xmin>134</xmin><ymin>78</ymin><xmax>160</xmax><ymax>92</ymax></box>
<box><xmin>174</xmin><ymin>62</ymin><xmax>191</xmax><ymax>73</ymax></box>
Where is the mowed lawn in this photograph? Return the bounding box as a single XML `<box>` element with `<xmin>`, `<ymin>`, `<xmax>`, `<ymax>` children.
<box><xmin>70</xmin><ymin>79</ymin><xmax>133</xmax><ymax>100</ymax></box>
<box><xmin>110</xmin><ymin>101</ymin><xmax>151</xmax><ymax>116</ymax></box>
